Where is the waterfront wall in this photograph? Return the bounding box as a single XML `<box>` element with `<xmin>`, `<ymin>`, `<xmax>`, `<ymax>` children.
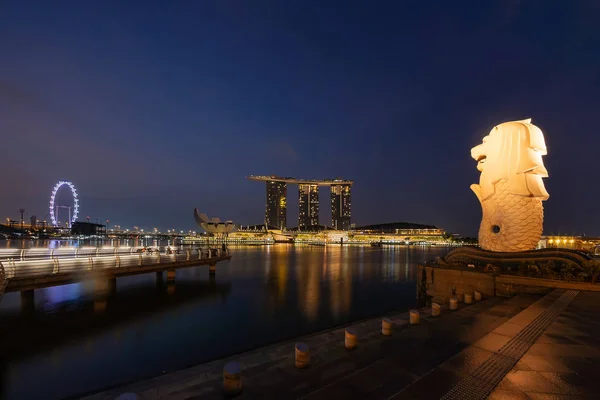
<box><xmin>418</xmin><ymin>265</ymin><xmax>600</xmax><ymax>304</ymax></box>
<box><xmin>419</xmin><ymin>265</ymin><xmax>495</xmax><ymax>304</ymax></box>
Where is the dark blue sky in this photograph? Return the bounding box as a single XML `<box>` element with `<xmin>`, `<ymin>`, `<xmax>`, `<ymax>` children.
<box><xmin>1</xmin><ymin>1</ymin><xmax>599</xmax><ymax>235</ymax></box>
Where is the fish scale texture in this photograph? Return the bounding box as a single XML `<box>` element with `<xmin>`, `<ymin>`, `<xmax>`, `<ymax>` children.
<box><xmin>478</xmin><ymin>180</ymin><xmax>543</xmax><ymax>252</ymax></box>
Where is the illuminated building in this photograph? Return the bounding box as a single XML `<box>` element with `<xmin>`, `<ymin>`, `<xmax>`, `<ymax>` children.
<box><xmin>248</xmin><ymin>176</ymin><xmax>353</xmax><ymax>230</ymax></box>
<box><xmin>331</xmin><ymin>184</ymin><xmax>352</xmax><ymax>230</ymax></box>
<box><xmin>266</xmin><ymin>180</ymin><xmax>287</xmax><ymax>230</ymax></box>
<box><xmin>544</xmin><ymin>236</ymin><xmax>582</xmax><ymax>250</ymax></box>
<box><xmin>298</xmin><ymin>184</ymin><xmax>319</xmax><ymax>230</ymax></box>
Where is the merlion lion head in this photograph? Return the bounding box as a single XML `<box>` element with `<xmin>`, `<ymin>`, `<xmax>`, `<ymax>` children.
<box><xmin>470</xmin><ymin>118</ymin><xmax>549</xmax><ymax>252</ymax></box>
<box><xmin>471</xmin><ymin>118</ymin><xmax>549</xmax><ymax>202</ymax></box>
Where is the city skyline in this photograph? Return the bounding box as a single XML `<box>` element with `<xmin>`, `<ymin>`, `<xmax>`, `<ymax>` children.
<box><xmin>250</xmin><ymin>175</ymin><xmax>354</xmax><ymax>231</ymax></box>
<box><xmin>1</xmin><ymin>2</ymin><xmax>599</xmax><ymax>235</ymax></box>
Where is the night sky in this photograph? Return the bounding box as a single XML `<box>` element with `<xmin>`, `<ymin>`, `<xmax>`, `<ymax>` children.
<box><xmin>1</xmin><ymin>1</ymin><xmax>599</xmax><ymax>236</ymax></box>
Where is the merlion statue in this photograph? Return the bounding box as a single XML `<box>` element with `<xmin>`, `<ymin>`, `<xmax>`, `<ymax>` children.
<box><xmin>470</xmin><ymin>118</ymin><xmax>549</xmax><ymax>252</ymax></box>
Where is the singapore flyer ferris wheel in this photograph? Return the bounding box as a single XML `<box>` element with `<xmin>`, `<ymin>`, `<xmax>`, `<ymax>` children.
<box><xmin>49</xmin><ymin>181</ymin><xmax>80</xmax><ymax>227</ymax></box>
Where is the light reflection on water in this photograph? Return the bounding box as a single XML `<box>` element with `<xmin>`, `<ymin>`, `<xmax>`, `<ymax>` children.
<box><xmin>0</xmin><ymin>243</ymin><xmax>450</xmax><ymax>399</ymax></box>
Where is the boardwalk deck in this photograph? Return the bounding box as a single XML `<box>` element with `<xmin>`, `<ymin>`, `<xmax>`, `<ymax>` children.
<box><xmin>0</xmin><ymin>251</ymin><xmax>231</xmax><ymax>294</ymax></box>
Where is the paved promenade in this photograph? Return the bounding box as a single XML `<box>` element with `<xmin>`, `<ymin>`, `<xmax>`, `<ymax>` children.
<box><xmin>83</xmin><ymin>289</ymin><xmax>600</xmax><ymax>399</ymax></box>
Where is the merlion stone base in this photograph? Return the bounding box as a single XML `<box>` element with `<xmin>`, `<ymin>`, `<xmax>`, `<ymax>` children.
<box><xmin>438</xmin><ymin>247</ymin><xmax>591</xmax><ymax>274</ymax></box>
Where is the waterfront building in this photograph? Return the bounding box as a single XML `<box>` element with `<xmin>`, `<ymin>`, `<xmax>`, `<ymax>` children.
<box><xmin>298</xmin><ymin>184</ymin><xmax>319</xmax><ymax>230</ymax></box>
<box><xmin>535</xmin><ymin>235</ymin><xmax>600</xmax><ymax>253</ymax></box>
<box><xmin>266</xmin><ymin>180</ymin><xmax>287</xmax><ymax>230</ymax></box>
<box><xmin>71</xmin><ymin>221</ymin><xmax>106</xmax><ymax>236</ymax></box>
<box><xmin>248</xmin><ymin>176</ymin><xmax>353</xmax><ymax>230</ymax></box>
<box><xmin>331</xmin><ymin>184</ymin><xmax>352</xmax><ymax>230</ymax></box>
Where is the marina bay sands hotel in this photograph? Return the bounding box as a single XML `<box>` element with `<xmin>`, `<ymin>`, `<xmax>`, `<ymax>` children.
<box><xmin>248</xmin><ymin>176</ymin><xmax>353</xmax><ymax>231</ymax></box>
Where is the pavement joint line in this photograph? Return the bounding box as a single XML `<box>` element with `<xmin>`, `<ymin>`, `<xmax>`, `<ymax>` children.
<box><xmin>296</xmin><ymin>358</ymin><xmax>387</xmax><ymax>400</ymax></box>
<box><xmin>438</xmin><ymin>289</ymin><xmax>579</xmax><ymax>400</ymax></box>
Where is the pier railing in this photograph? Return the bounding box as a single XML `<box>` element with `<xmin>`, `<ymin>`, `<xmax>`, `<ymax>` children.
<box><xmin>0</xmin><ymin>246</ymin><xmax>198</xmax><ymax>261</ymax></box>
<box><xmin>1</xmin><ymin>248</ymin><xmax>226</xmax><ymax>281</ymax></box>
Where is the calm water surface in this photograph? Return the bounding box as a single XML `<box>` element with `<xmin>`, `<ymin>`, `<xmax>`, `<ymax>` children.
<box><xmin>0</xmin><ymin>242</ymin><xmax>450</xmax><ymax>399</ymax></box>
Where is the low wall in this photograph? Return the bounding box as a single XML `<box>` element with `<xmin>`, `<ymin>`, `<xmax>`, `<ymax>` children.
<box><xmin>419</xmin><ymin>265</ymin><xmax>495</xmax><ymax>304</ymax></box>
<box><xmin>496</xmin><ymin>275</ymin><xmax>600</xmax><ymax>294</ymax></box>
<box><xmin>418</xmin><ymin>265</ymin><xmax>600</xmax><ymax>304</ymax></box>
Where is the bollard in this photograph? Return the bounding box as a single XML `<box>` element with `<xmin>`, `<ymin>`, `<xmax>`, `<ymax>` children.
<box><xmin>449</xmin><ymin>297</ymin><xmax>458</xmax><ymax>310</ymax></box>
<box><xmin>464</xmin><ymin>293</ymin><xmax>473</xmax><ymax>304</ymax></box>
<box><xmin>223</xmin><ymin>361</ymin><xmax>242</xmax><ymax>395</ymax></box>
<box><xmin>409</xmin><ymin>309</ymin><xmax>420</xmax><ymax>325</ymax></box>
<box><xmin>382</xmin><ymin>318</ymin><xmax>393</xmax><ymax>336</ymax></box>
<box><xmin>295</xmin><ymin>343</ymin><xmax>310</xmax><ymax>368</ymax></box>
<box><xmin>474</xmin><ymin>291</ymin><xmax>482</xmax><ymax>301</ymax></box>
<box><xmin>431</xmin><ymin>303</ymin><xmax>441</xmax><ymax>317</ymax></box>
<box><xmin>345</xmin><ymin>327</ymin><xmax>357</xmax><ymax>349</ymax></box>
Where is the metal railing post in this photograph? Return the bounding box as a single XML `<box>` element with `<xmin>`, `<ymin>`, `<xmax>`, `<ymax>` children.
<box><xmin>88</xmin><ymin>256</ymin><xmax>94</xmax><ymax>271</ymax></box>
<box><xmin>0</xmin><ymin>262</ymin><xmax>6</xmax><ymax>295</ymax></box>
<box><xmin>20</xmin><ymin>249</ymin><xmax>24</xmax><ymax>261</ymax></box>
<box><xmin>116</xmin><ymin>255</ymin><xmax>121</xmax><ymax>268</ymax></box>
<box><xmin>53</xmin><ymin>258</ymin><xmax>59</xmax><ymax>274</ymax></box>
<box><xmin>186</xmin><ymin>250</ymin><xmax>190</xmax><ymax>261</ymax></box>
<box><xmin>138</xmin><ymin>254</ymin><xmax>143</xmax><ymax>266</ymax></box>
<box><xmin>6</xmin><ymin>259</ymin><xmax>14</xmax><ymax>278</ymax></box>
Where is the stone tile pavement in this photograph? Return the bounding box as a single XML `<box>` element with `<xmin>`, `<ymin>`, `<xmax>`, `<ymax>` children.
<box><xmin>387</xmin><ymin>290</ymin><xmax>600</xmax><ymax>400</ymax></box>
<box><xmin>487</xmin><ymin>291</ymin><xmax>600</xmax><ymax>400</ymax></box>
